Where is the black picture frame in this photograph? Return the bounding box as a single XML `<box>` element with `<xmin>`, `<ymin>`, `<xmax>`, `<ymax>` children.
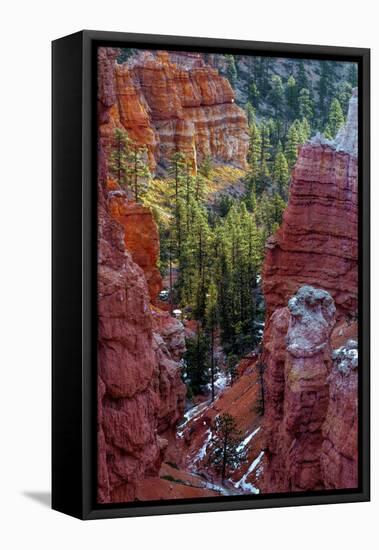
<box><xmin>52</xmin><ymin>30</ymin><xmax>370</xmax><ymax>520</ymax></box>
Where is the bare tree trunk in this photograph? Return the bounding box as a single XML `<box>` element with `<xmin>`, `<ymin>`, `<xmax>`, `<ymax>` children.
<box><xmin>211</xmin><ymin>325</ymin><xmax>215</xmax><ymax>402</ymax></box>
<box><xmin>221</xmin><ymin>434</ymin><xmax>227</xmax><ymax>485</ymax></box>
<box><xmin>169</xmin><ymin>238</ymin><xmax>173</xmax><ymax>315</ymax></box>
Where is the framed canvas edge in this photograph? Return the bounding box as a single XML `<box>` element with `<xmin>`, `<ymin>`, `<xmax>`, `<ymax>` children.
<box><xmin>53</xmin><ymin>30</ymin><xmax>370</xmax><ymax>520</ymax></box>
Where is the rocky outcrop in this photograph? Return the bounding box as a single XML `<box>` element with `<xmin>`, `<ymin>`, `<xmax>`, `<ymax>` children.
<box><xmin>321</xmin><ymin>340</ymin><xmax>358</xmax><ymax>489</ymax></box>
<box><xmin>261</xmin><ymin>286</ymin><xmax>358</xmax><ymax>492</ymax></box>
<box><xmin>98</xmin><ymin>48</ymin><xmax>249</xmax><ymax>172</ymax></box>
<box><xmin>261</xmin><ymin>286</ymin><xmax>335</xmax><ymax>492</ymax></box>
<box><xmin>108</xmin><ymin>191</ymin><xmax>162</xmax><ymax>303</ymax></box>
<box><xmin>97</xmin><ymin>147</ymin><xmax>186</xmax><ymax>503</ymax></box>
<box><xmin>263</xmin><ymin>93</ymin><xmax>358</xmax><ymax>321</ymax></box>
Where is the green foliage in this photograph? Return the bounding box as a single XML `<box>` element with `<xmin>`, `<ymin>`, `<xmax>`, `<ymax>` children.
<box><xmin>247</xmin><ymin>121</ymin><xmax>262</xmax><ymax>184</ymax></box>
<box><xmin>325</xmin><ymin>98</ymin><xmax>345</xmax><ymax>138</ymax></box>
<box><xmin>248</xmin><ymin>82</ymin><xmax>260</xmax><ymax>108</ymax></box>
<box><xmin>183</xmin><ymin>329</ymin><xmax>210</xmax><ymax>396</ymax></box>
<box><xmin>245</xmin><ymin>101</ymin><xmax>256</xmax><ymax>125</ymax></box>
<box><xmin>285</xmin><ymin>75</ymin><xmax>297</xmax><ymax>119</ymax></box>
<box><xmin>336</xmin><ymin>81</ymin><xmax>353</xmax><ymax>116</ymax></box>
<box><xmin>259</xmin><ymin>121</ymin><xmax>272</xmax><ymax>176</ymax></box>
<box><xmin>273</xmin><ymin>147</ymin><xmax>290</xmax><ymax>198</ymax></box>
<box><xmin>108</xmin><ymin>128</ymin><xmax>151</xmax><ymax>201</ymax></box>
<box><xmin>348</xmin><ymin>64</ymin><xmax>358</xmax><ymax>87</ymax></box>
<box><xmin>225</xmin><ymin>54</ymin><xmax>238</xmax><ymax>86</ymax></box>
<box><xmin>298</xmin><ymin>87</ymin><xmax>313</xmax><ymax>121</ymax></box>
<box><xmin>226</xmin><ymin>354</ymin><xmax>239</xmax><ymax>384</ymax></box>
<box><xmin>296</xmin><ymin>60</ymin><xmax>309</xmax><ymax>92</ymax></box>
<box><xmin>207</xmin><ymin>413</ymin><xmax>245</xmax><ymax>484</ymax></box>
<box><xmin>285</xmin><ymin>121</ymin><xmax>301</xmax><ymax>167</ymax></box>
<box><xmin>198</xmin><ymin>154</ymin><xmax>213</xmax><ymax>178</ymax></box>
<box><xmin>269</xmin><ymin>75</ymin><xmax>285</xmax><ymax>117</ymax></box>
<box><xmin>149</xmin><ymin>55</ymin><xmax>357</xmax><ymax>403</ymax></box>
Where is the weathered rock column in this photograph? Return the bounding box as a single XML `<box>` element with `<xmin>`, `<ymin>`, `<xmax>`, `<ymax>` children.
<box><xmin>262</xmin><ymin>286</ymin><xmax>336</xmax><ymax>492</ymax></box>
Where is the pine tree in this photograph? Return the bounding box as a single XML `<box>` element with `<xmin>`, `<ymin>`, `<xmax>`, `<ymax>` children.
<box><xmin>225</xmin><ymin>54</ymin><xmax>237</xmax><ymax>86</ymax></box>
<box><xmin>169</xmin><ymin>151</ymin><xmax>187</xmax><ymax>203</ymax></box>
<box><xmin>273</xmin><ymin>145</ymin><xmax>290</xmax><ymax>198</ymax></box>
<box><xmin>207</xmin><ymin>413</ymin><xmax>245</xmax><ymax>484</ymax></box>
<box><xmin>298</xmin><ymin>87</ymin><xmax>313</xmax><ymax>121</ymax></box>
<box><xmin>179</xmin><ymin>199</ymin><xmax>212</xmax><ymax>318</ymax></box>
<box><xmin>130</xmin><ymin>144</ymin><xmax>151</xmax><ymax>202</ymax></box>
<box><xmin>269</xmin><ymin>75</ymin><xmax>285</xmax><ymax>117</ymax></box>
<box><xmin>259</xmin><ymin>122</ymin><xmax>271</xmax><ymax>177</ymax></box>
<box><xmin>300</xmin><ymin>117</ymin><xmax>311</xmax><ymax>142</ymax></box>
<box><xmin>205</xmin><ymin>282</ymin><xmax>219</xmax><ymax>402</ymax></box>
<box><xmin>285</xmin><ymin>121</ymin><xmax>301</xmax><ymax>167</ymax></box>
<box><xmin>318</xmin><ymin>61</ymin><xmax>336</xmax><ymax>125</ymax></box>
<box><xmin>285</xmin><ymin>75</ymin><xmax>297</xmax><ymax>119</ymax></box>
<box><xmin>198</xmin><ymin>154</ymin><xmax>213</xmax><ymax>178</ymax></box>
<box><xmin>247</xmin><ymin>121</ymin><xmax>262</xmax><ymax>185</ymax></box>
<box><xmin>348</xmin><ymin>63</ymin><xmax>358</xmax><ymax>87</ymax></box>
<box><xmin>325</xmin><ymin>98</ymin><xmax>345</xmax><ymax>138</ymax></box>
<box><xmin>169</xmin><ymin>152</ymin><xmax>188</xmax><ymax>258</ymax></box>
<box><xmin>108</xmin><ymin>127</ymin><xmax>133</xmax><ymax>190</ymax></box>
<box><xmin>245</xmin><ymin>101</ymin><xmax>256</xmax><ymax>126</ymax></box>
<box><xmin>108</xmin><ymin>128</ymin><xmax>150</xmax><ymax>200</ymax></box>
<box><xmin>336</xmin><ymin>81</ymin><xmax>353</xmax><ymax>116</ymax></box>
<box><xmin>183</xmin><ymin>328</ymin><xmax>210</xmax><ymax>396</ymax></box>
<box><xmin>296</xmin><ymin>60</ymin><xmax>309</xmax><ymax>92</ymax></box>
<box><xmin>248</xmin><ymin>82</ymin><xmax>260</xmax><ymax>108</ymax></box>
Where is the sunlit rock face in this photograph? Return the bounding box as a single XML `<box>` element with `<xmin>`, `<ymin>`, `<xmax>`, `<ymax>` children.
<box><xmin>97</xmin><ymin>47</ymin><xmax>249</xmax><ymax>172</ymax></box>
<box><xmin>108</xmin><ymin>192</ymin><xmax>162</xmax><ymax>303</ymax></box>
<box><xmin>262</xmin><ymin>92</ymin><xmax>358</xmax><ymax>322</ymax></box>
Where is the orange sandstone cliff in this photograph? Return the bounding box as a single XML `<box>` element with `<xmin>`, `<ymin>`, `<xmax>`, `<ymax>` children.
<box><xmin>98</xmin><ymin>47</ymin><xmax>249</xmax><ymax>173</ymax></box>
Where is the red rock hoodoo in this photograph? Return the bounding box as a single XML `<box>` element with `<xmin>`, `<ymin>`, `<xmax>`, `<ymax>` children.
<box><xmin>98</xmin><ymin>47</ymin><xmax>249</xmax><ymax>172</ymax></box>
<box><xmin>260</xmin><ymin>287</ymin><xmax>358</xmax><ymax>492</ymax></box>
<box><xmin>262</xmin><ymin>90</ymin><xmax>358</xmax><ymax>321</ymax></box>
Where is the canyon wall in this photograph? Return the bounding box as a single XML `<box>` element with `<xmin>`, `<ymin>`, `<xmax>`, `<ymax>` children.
<box><xmin>262</xmin><ymin>90</ymin><xmax>358</xmax><ymax>321</ymax></box>
<box><xmin>260</xmin><ymin>92</ymin><xmax>359</xmax><ymax>493</ymax></box>
<box><xmin>108</xmin><ymin>193</ymin><xmax>162</xmax><ymax>303</ymax></box>
<box><xmin>98</xmin><ymin>47</ymin><xmax>249</xmax><ymax>173</ymax></box>
<box><xmin>97</xmin><ymin>147</ymin><xmax>186</xmax><ymax>503</ymax></box>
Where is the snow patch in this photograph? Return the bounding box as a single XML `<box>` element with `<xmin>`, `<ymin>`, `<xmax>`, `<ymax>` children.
<box><xmin>234</xmin><ymin>451</ymin><xmax>265</xmax><ymax>494</ymax></box>
<box><xmin>236</xmin><ymin>427</ymin><xmax>261</xmax><ymax>453</ymax></box>
<box><xmin>177</xmin><ymin>401</ymin><xmax>209</xmax><ymax>437</ymax></box>
<box><xmin>191</xmin><ymin>428</ymin><xmax>212</xmax><ymax>465</ymax></box>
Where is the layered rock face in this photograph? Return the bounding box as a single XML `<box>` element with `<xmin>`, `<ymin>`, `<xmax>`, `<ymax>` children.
<box><xmin>98</xmin><ymin>48</ymin><xmax>249</xmax><ymax>172</ymax></box>
<box><xmin>108</xmin><ymin>192</ymin><xmax>162</xmax><ymax>303</ymax></box>
<box><xmin>97</xmin><ymin>149</ymin><xmax>186</xmax><ymax>503</ymax></box>
<box><xmin>262</xmin><ymin>92</ymin><xmax>358</xmax><ymax>321</ymax></box>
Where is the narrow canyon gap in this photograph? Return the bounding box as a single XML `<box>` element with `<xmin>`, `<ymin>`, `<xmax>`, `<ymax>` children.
<box><xmin>96</xmin><ymin>48</ymin><xmax>359</xmax><ymax>503</ymax></box>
